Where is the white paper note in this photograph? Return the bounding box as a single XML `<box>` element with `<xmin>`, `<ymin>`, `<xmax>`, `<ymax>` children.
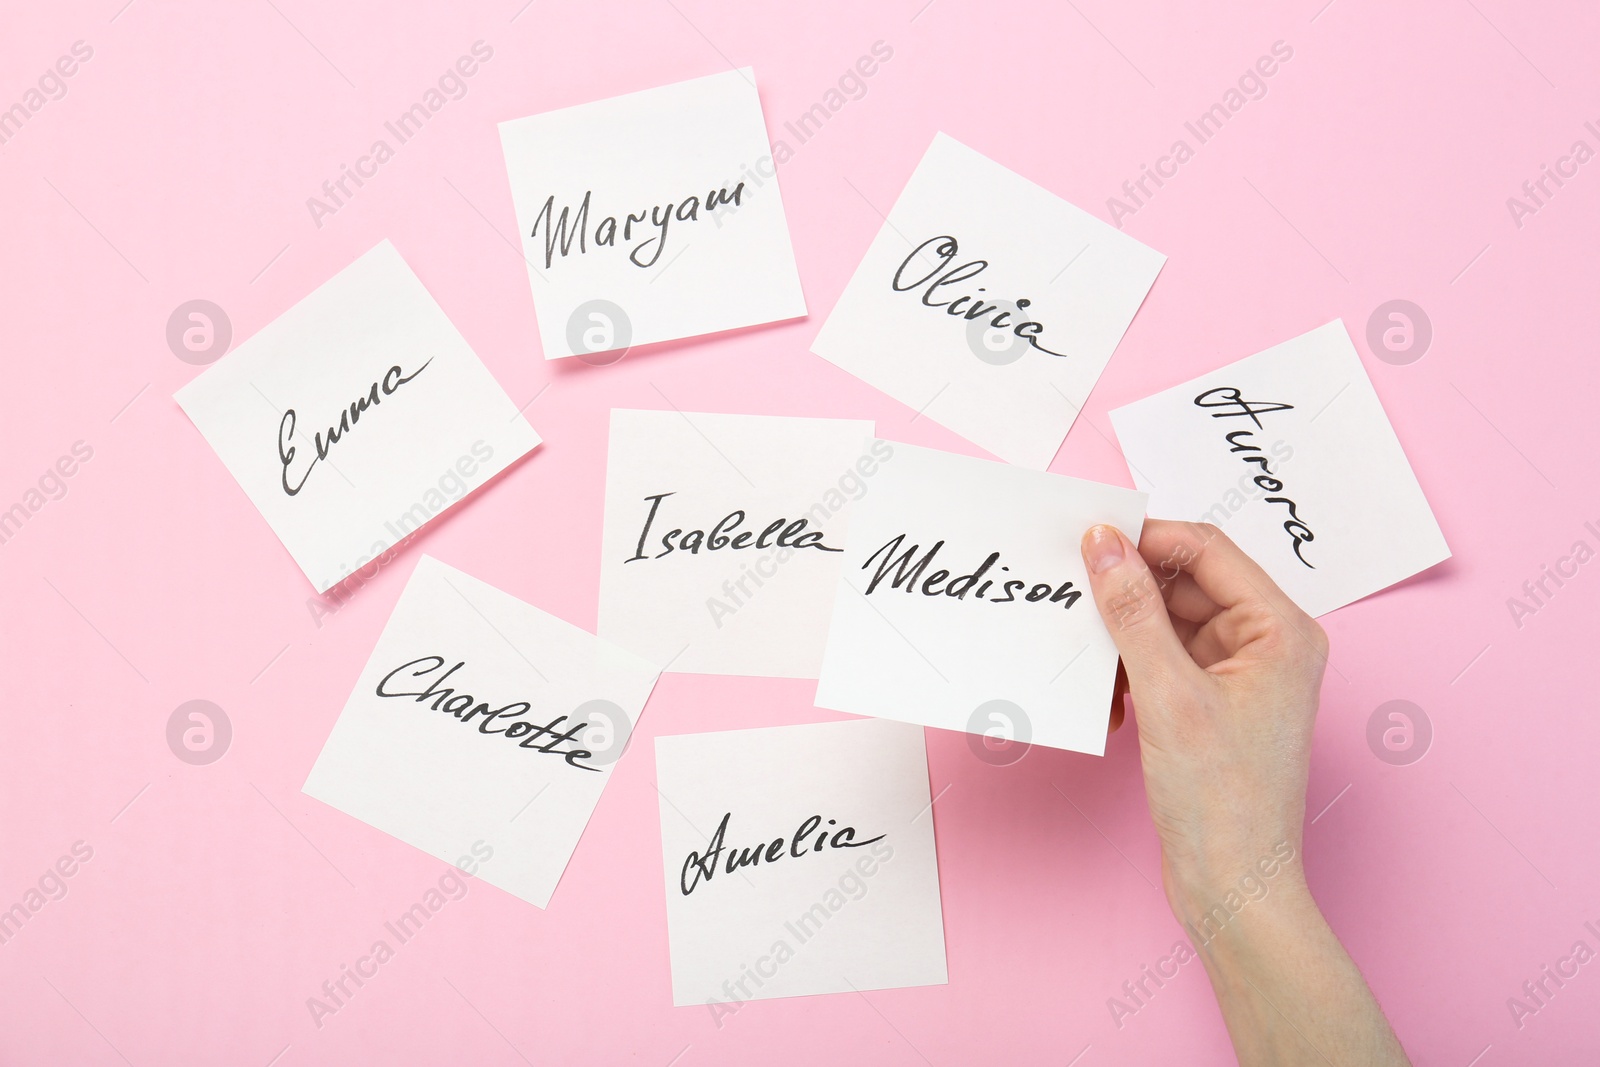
<box><xmin>812</xmin><ymin>132</ymin><xmax>1165</xmax><ymax>469</ymax></box>
<box><xmin>814</xmin><ymin>442</ymin><xmax>1147</xmax><ymax>757</ymax></box>
<box><xmin>599</xmin><ymin>409</ymin><xmax>881</xmax><ymax>678</ymax></box>
<box><xmin>174</xmin><ymin>241</ymin><xmax>541</xmax><ymax>593</ymax></box>
<box><xmin>1109</xmin><ymin>320</ymin><xmax>1450</xmax><ymax>617</ymax></box>
<box><xmin>655</xmin><ymin>718</ymin><xmax>947</xmax><ymax>1008</ymax></box>
<box><xmin>500</xmin><ymin>68</ymin><xmax>807</xmax><ymax>359</ymax></box>
<box><xmin>304</xmin><ymin>556</ymin><xmax>659</xmax><ymax>909</ymax></box>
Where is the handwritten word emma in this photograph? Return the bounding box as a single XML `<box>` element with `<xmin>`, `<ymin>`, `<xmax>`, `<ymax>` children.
<box><xmin>627</xmin><ymin>492</ymin><xmax>841</xmax><ymax>561</ymax></box>
<box><xmin>680</xmin><ymin>813</ymin><xmax>885</xmax><ymax>896</ymax></box>
<box><xmin>893</xmin><ymin>235</ymin><xmax>1068</xmax><ymax>357</ymax></box>
<box><xmin>532</xmin><ymin>185</ymin><xmax>745</xmax><ymax>270</ymax></box>
<box><xmin>1193</xmin><ymin>387</ymin><xmax>1314</xmax><ymax>568</ymax></box>
<box><xmin>375</xmin><ymin>656</ymin><xmax>599</xmax><ymax>771</ymax></box>
<box><xmin>861</xmin><ymin>535</ymin><xmax>1083</xmax><ymax>608</ymax></box>
<box><xmin>279</xmin><ymin>361</ymin><xmax>432</xmax><ymax>497</ymax></box>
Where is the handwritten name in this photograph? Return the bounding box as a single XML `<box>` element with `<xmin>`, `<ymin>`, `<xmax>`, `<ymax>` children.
<box><xmin>532</xmin><ymin>185</ymin><xmax>745</xmax><ymax>271</ymax></box>
<box><xmin>1193</xmin><ymin>387</ymin><xmax>1314</xmax><ymax>568</ymax></box>
<box><xmin>279</xmin><ymin>361</ymin><xmax>431</xmax><ymax>497</ymax></box>
<box><xmin>893</xmin><ymin>235</ymin><xmax>1068</xmax><ymax>357</ymax></box>
<box><xmin>680</xmin><ymin>812</ymin><xmax>885</xmax><ymax>896</ymax></box>
<box><xmin>861</xmin><ymin>535</ymin><xmax>1083</xmax><ymax>607</ymax></box>
<box><xmin>375</xmin><ymin>656</ymin><xmax>600</xmax><ymax>771</ymax></box>
<box><xmin>626</xmin><ymin>492</ymin><xmax>841</xmax><ymax>562</ymax></box>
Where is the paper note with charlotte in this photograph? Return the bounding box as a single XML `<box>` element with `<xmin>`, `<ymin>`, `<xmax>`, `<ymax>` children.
<box><xmin>814</xmin><ymin>441</ymin><xmax>1147</xmax><ymax>757</ymax></box>
<box><xmin>303</xmin><ymin>556</ymin><xmax>659</xmax><ymax>909</ymax></box>
<box><xmin>812</xmin><ymin>132</ymin><xmax>1164</xmax><ymax>469</ymax></box>
<box><xmin>599</xmin><ymin>409</ymin><xmax>881</xmax><ymax>678</ymax></box>
<box><xmin>174</xmin><ymin>240</ymin><xmax>541</xmax><ymax>593</ymax></box>
<box><xmin>500</xmin><ymin>68</ymin><xmax>807</xmax><ymax>360</ymax></box>
<box><xmin>655</xmin><ymin>718</ymin><xmax>947</xmax><ymax>1008</ymax></box>
<box><xmin>1109</xmin><ymin>320</ymin><xmax>1450</xmax><ymax>617</ymax></box>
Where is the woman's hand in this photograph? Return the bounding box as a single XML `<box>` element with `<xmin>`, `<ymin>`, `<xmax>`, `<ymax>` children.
<box><xmin>1081</xmin><ymin>519</ymin><xmax>1409</xmax><ymax>1067</ymax></box>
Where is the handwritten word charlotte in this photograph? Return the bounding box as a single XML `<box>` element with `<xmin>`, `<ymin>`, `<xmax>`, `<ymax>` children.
<box><xmin>278</xmin><ymin>360</ymin><xmax>432</xmax><ymax>497</ymax></box>
<box><xmin>626</xmin><ymin>492</ymin><xmax>842</xmax><ymax>561</ymax></box>
<box><xmin>1193</xmin><ymin>387</ymin><xmax>1315</xmax><ymax>568</ymax></box>
<box><xmin>861</xmin><ymin>535</ymin><xmax>1083</xmax><ymax>609</ymax></box>
<box><xmin>532</xmin><ymin>184</ymin><xmax>746</xmax><ymax>270</ymax></box>
<box><xmin>893</xmin><ymin>235</ymin><xmax>1068</xmax><ymax>357</ymax></box>
<box><xmin>375</xmin><ymin>656</ymin><xmax>602</xmax><ymax>771</ymax></box>
<box><xmin>680</xmin><ymin>813</ymin><xmax>885</xmax><ymax>896</ymax></box>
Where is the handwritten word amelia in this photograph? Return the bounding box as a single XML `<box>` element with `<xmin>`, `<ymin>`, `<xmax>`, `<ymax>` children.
<box><xmin>893</xmin><ymin>236</ymin><xmax>1068</xmax><ymax>357</ymax></box>
<box><xmin>1193</xmin><ymin>387</ymin><xmax>1315</xmax><ymax>568</ymax></box>
<box><xmin>376</xmin><ymin>656</ymin><xmax>600</xmax><ymax>771</ymax></box>
<box><xmin>279</xmin><ymin>360</ymin><xmax>431</xmax><ymax>497</ymax></box>
<box><xmin>532</xmin><ymin>184</ymin><xmax>745</xmax><ymax>270</ymax></box>
<box><xmin>626</xmin><ymin>492</ymin><xmax>841</xmax><ymax>561</ymax></box>
<box><xmin>680</xmin><ymin>813</ymin><xmax>885</xmax><ymax>896</ymax></box>
<box><xmin>862</xmin><ymin>535</ymin><xmax>1083</xmax><ymax>608</ymax></box>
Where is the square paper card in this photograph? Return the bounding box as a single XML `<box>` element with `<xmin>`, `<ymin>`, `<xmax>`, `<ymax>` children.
<box><xmin>500</xmin><ymin>68</ymin><xmax>806</xmax><ymax>359</ymax></box>
<box><xmin>655</xmin><ymin>718</ymin><xmax>947</xmax><ymax>1009</ymax></box>
<box><xmin>812</xmin><ymin>132</ymin><xmax>1165</xmax><ymax>469</ymax></box>
<box><xmin>304</xmin><ymin>555</ymin><xmax>659</xmax><ymax>908</ymax></box>
<box><xmin>815</xmin><ymin>442</ymin><xmax>1147</xmax><ymax>757</ymax></box>
<box><xmin>1109</xmin><ymin>320</ymin><xmax>1450</xmax><ymax>617</ymax></box>
<box><xmin>599</xmin><ymin>409</ymin><xmax>880</xmax><ymax>678</ymax></box>
<box><xmin>175</xmin><ymin>240</ymin><xmax>541</xmax><ymax>593</ymax></box>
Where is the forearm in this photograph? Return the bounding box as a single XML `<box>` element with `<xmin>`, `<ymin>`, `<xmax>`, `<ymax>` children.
<box><xmin>1179</xmin><ymin>877</ymin><xmax>1410</xmax><ymax>1067</ymax></box>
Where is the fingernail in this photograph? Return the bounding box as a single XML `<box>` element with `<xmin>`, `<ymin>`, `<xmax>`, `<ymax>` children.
<box><xmin>1085</xmin><ymin>525</ymin><xmax>1124</xmax><ymax>574</ymax></box>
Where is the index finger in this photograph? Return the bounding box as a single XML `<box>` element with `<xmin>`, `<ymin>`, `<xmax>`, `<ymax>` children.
<box><xmin>1135</xmin><ymin>519</ymin><xmax>1305</xmax><ymax>621</ymax></box>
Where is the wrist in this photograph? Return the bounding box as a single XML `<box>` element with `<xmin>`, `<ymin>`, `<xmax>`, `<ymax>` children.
<box><xmin>1165</xmin><ymin>837</ymin><xmax>1309</xmax><ymax>943</ymax></box>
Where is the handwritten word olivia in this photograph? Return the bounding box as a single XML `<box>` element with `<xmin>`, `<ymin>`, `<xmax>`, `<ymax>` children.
<box><xmin>862</xmin><ymin>535</ymin><xmax>1083</xmax><ymax>609</ymax></box>
<box><xmin>532</xmin><ymin>185</ymin><xmax>745</xmax><ymax>270</ymax></box>
<box><xmin>278</xmin><ymin>360</ymin><xmax>432</xmax><ymax>497</ymax></box>
<box><xmin>1193</xmin><ymin>387</ymin><xmax>1314</xmax><ymax>568</ymax></box>
<box><xmin>893</xmin><ymin>236</ymin><xmax>1068</xmax><ymax>357</ymax></box>
<box><xmin>680</xmin><ymin>813</ymin><xmax>885</xmax><ymax>896</ymax></box>
<box><xmin>626</xmin><ymin>492</ymin><xmax>841</xmax><ymax>562</ymax></box>
<box><xmin>375</xmin><ymin>656</ymin><xmax>599</xmax><ymax>771</ymax></box>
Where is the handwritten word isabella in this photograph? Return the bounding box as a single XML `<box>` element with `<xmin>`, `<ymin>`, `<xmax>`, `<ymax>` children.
<box><xmin>1193</xmin><ymin>387</ymin><xmax>1315</xmax><ymax>567</ymax></box>
<box><xmin>860</xmin><ymin>535</ymin><xmax>1083</xmax><ymax>608</ymax></box>
<box><xmin>531</xmin><ymin>185</ymin><xmax>745</xmax><ymax>270</ymax></box>
<box><xmin>279</xmin><ymin>360</ymin><xmax>431</xmax><ymax>497</ymax></box>
<box><xmin>375</xmin><ymin>656</ymin><xmax>600</xmax><ymax>771</ymax></box>
<box><xmin>680</xmin><ymin>813</ymin><xmax>885</xmax><ymax>896</ymax></box>
<box><xmin>625</xmin><ymin>492</ymin><xmax>841</xmax><ymax>561</ymax></box>
<box><xmin>893</xmin><ymin>236</ymin><xmax>1068</xmax><ymax>357</ymax></box>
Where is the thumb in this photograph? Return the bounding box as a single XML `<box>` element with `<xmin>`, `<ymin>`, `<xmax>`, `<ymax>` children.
<box><xmin>1080</xmin><ymin>524</ymin><xmax>1195</xmax><ymax>690</ymax></box>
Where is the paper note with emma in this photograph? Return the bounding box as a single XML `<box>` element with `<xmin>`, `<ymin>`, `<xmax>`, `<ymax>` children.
<box><xmin>173</xmin><ymin>240</ymin><xmax>540</xmax><ymax>593</ymax></box>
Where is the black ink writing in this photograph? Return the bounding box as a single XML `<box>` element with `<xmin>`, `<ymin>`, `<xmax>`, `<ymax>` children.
<box><xmin>279</xmin><ymin>360</ymin><xmax>432</xmax><ymax>497</ymax></box>
<box><xmin>531</xmin><ymin>185</ymin><xmax>745</xmax><ymax>271</ymax></box>
<box><xmin>893</xmin><ymin>235</ymin><xmax>1069</xmax><ymax>357</ymax></box>
<box><xmin>1193</xmin><ymin>387</ymin><xmax>1314</xmax><ymax>568</ymax></box>
<box><xmin>860</xmin><ymin>535</ymin><xmax>1083</xmax><ymax>608</ymax></box>
<box><xmin>375</xmin><ymin>656</ymin><xmax>600</xmax><ymax>771</ymax></box>
<box><xmin>626</xmin><ymin>492</ymin><xmax>842</xmax><ymax>562</ymax></box>
<box><xmin>680</xmin><ymin>812</ymin><xmax>885</xmax><ymax>896</ymax></box>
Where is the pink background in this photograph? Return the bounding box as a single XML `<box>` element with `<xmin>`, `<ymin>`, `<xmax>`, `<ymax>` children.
<box><xmin>3</xmin><ymin>0</ymin><xmax>1596</xmax><ymax>1063</ymax></box>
